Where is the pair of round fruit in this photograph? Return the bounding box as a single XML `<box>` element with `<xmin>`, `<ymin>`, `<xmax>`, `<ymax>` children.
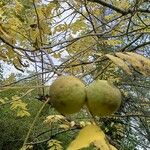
<box><xmin>50</xmin><ymin>76</ymin><xmax>122</xmax><ymax>116</ymax></box>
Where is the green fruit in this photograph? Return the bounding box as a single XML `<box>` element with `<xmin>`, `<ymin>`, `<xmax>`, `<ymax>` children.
<box><xmin>50</xmin><ymin>76</ymin><xmax>86</xmax><ymax>114</ymax></box>
<box><xmin>86</xmin><ymin>80</ymin><xmax>122</xmax><ymax>116</ymax></box>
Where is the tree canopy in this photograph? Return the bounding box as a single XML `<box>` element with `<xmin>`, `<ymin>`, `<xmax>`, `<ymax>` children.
<box><xmin>0</xmin><ymin>0</ymin><xmax>150</xmax><ymax>150</ymax></box>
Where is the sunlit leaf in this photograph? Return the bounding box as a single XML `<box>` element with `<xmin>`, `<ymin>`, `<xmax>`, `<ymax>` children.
<box><xmin>15</xmin><ymin>0</ymin><xmax>23</xmax><ymax>13</ymax></box>
<box><xmin>67</xmin><ymin>124</ymin><xmax>116</xmax><ymax>150</ymax></box>
<box><xmin>106</xmin><ymin>54</ymin><xmax>132</xmax><ymax>75</ymax></box>
<box><xmin>102</xmin><ymin>39</ymin><xmax>122</xmax><ymax>46</ymax></box>
<box><xmin>17</xmin><ymin>110</ymin><xmax>31</xmax><ymax>117</ymax></box>
<box><xmin>113</xmin><ymin>0</ymin><xmax>130</xmax><ymax>10</ymax></box>
<box><xmin>53</xmin><ymin>52</ymin><xmax>61</xmax><ymax>58</ymax></box>
<box><xmin>44</xmin><ymin>115</ymin><xmax>66</xmax><ymax>124</ymax></box>
<box><xmin>0</xmin><ymin>98</ymin><xmax>5</xmax><ymax>104</ymax></box>
<box><xmin>70</xmin><ymin>19</ymin><xmax>87</xmax><ymax>34</ymax></box>
<box><xmin>10</xmin><ymin>96</ymin><xmax>30</xmax><ymax>117</ymax></box>
<box><xmin>116</xmin><ymin>52</ymin><xmax>150</xmax><ymax>76</ymax></box>
<box><xmin>70</xmin><ymin>121</ymin><xmax>76</xmax><ymax>127</ymax></box>
<box><xmin>0</xmin><ymin>24</ymin><xmax>13</xmax><ymax>41</ymax></box>
<box><xmin>110</xmin><ymin>144</ymin><xmax>118</xmax><ymax>150</ymax></box>
<box><xmin>59</xmin><ymin>124</ymin><xmax>70</xmax><ymax>130</ymax></box>
<box><xmin>20</xmin><ymin>145</ymin><xmax>33</xmax><ymax>150</ymax></box>
<box><xmin>47</xmin><ymin>139</ymin><xmax>63</xmax><ymax>150</ymax></box>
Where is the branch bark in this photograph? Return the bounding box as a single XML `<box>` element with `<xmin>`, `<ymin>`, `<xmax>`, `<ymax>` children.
<box><xmin>87</xmin><ymin>0</ymin><xmax>150</xmax><ymax>15</ymax></box>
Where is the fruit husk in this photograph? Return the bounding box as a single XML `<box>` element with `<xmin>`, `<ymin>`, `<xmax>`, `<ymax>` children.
<box><xmin>86</xmin><ymin>80</ymin><xmax>122</xmax><ymax>116</ymax></box>
<box><xmin>50</xmin><ymin>76</ymin><xmax>86</xmax><ymax>115</ymax></box>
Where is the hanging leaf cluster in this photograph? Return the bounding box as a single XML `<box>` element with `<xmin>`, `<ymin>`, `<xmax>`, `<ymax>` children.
<box><xmin>10</xmin><ymin>95</ymin><xmax>30</xmax><ymax>117</ymax></box>
<box><xmin>106</xmin><ymin>52</ymin><xmax>150</xmax><ymax>76</ymax></box>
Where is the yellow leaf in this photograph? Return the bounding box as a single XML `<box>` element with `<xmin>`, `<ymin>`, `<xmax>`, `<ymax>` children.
<box><xmin>104</xmin><ymin>13</ymin><xmax>118</xmax><ymax>21</ymax></box>
<box><xmin>79</xmin><ymin>121</ymin><xmax>92</xmax><ymax>127</ymax></box>
<box><xmin>67</xmin><ymin>124</ymin><xmax>114</xmax><ymax>150</ymax></box>
<box><xmin>10</xmin><ymin>99</ymin><xmax>27</xmax><ymax>110</ymax></box>
<box><xmin>53</xmin><ymin>52</ymin><xmax>61</xmax><ymax>58</ymax></box>
<box><xmin>4</xmin><ymin>73</ymin><xmax>16</xmax><ymax>84</ymax></box>
<box><xmin>53</xmin><ymin>24</ymin><xmax>68</xmax><ymax>34</ymax></box>
<box><xmin>15</xmin><ymin>0</ymin><xmax>23</xmax><ymax>13</ymax></box>
<box><xmin>93</xmin><ymin>52</ymin><xmax>103</xmax><ymax>57</ymax></box>
<box><xmin>126</xmin><ymin>52</ymin><xmax>150</xmax><ymax>66</ymax></box>
<box><xmin>44</xmin><ymin>115</ymin><xmax>65</xmax><ymax>124</ymax></box>
<box><xmin>0</xmin><ymin>48</ymin><xmax>7</xmax><ymax>61</ymax></box>
<box><xmin>106</xmin><ymin>54</ymin><xmax>132</xmax><ymax>75</ymax></box>
<box><xmin>116</xmin><ymin>52</ymin><xmax>150</xmax><ymax>76</ymax></box>
<box><xmin>7</xmin><ymin>17</ymin><xmax>22</xmax><ymax>31</ymax></box>
<box><xmin>126</xmin><ymin>52</ymin><xmax>150</xmax><ymax>76</ymax></box>
<box><xmin>71</xmin><ymin>19</ymin><xmax>87</xmax><ymax>34</ymax></box>
<box><xmin>10</xmin><ymin>96</ymin><xmax>30</xmax><ymax>117</ymax></box>
<box><xmin>46</xmin><ymin>2</ymin><xmax>57</xmax><ymax>17</ymax></box>
<box><xmin>116</xmin><ymin>52</ymin><xmax>143</xmax><ymax>72</ymax></box>
<box><xmin>79</xmin><ymin>121</ymin><xmax>86</xmax><ymax>127</ymax></box>
<box><xmin>70</xmin><ymin>121</ymin><xmax>75</xmax><ymax>127</ymax></box>
<box><xmin>47</xmin><ymin>139</ymin><xmax>63</xmax><ymax>150</ymax></box>
<box><xmin>59</xmin><ymin>124</ymin><xmax>70</xmax><ymax>130</ymax></box>
<box><xmin>113</xmin><ymin>0</ymin><xmax>130</xmax><ymax>10</ymax></box>
<box><xmin>17</xmin><ymin>110</ymin><xmax>31</xmax><ymax>117</ymax></box>
<box><xmin>110</xmin><ymin>144</ymin><xmax>118</xmax><ymax>150</ymax></box>
<box><xmin>0</xmin><ymin>98</ymin><xmax>5</xmax><ymax>104</ymax></box>
<box><xmin>0</xmin><ymin>25</ymin><xmax>12</xmax><ymax>40</ymax></box>
<box><xmin>0</xmin><ymin>8</ymin><xmax>4</xmax><ymax>17</ymax></box>
<box><xmin>103</xmin><ymin>39</ymin><xmax>122</xmax><ymax>46</ymax></box>
<box><xmin>13</xmin><ymin>57</ymin><xmax>22</xmax><ymax>68</ymax></box>
<box><xmin>116</xmin><ymin>52</ymin><xmax>143</xmax><ymax>68</ymax></box>
<box><xmin>20</xmin><ymin>145</ymin><xmax>33</xmax><ymax>150</ymax></box>
<box><xmin>30</xmin><ymin>29</ymin><xmax>39</xmax><ymax>42</ymax></box>
<box><xmin>94</xmin><ymin>139</ymin><xmax>118</xmax><ymax>150</ymax></box>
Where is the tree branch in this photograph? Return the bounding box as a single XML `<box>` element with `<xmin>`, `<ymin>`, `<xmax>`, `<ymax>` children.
<box><xmin>87</xmin><ymin>0</ymin><xmax>128</xmax><ymax>15</ymax></box>
<box><xmin>0</xmin><ymin>36</ymin><xmax>32</xmax><ymax>52</ymax></box>
<box><xmin>88</xmin><ymin>0</ymin><xmax>150</xmax><ymax>15</ymax></box>
<box><xmin>129</xmin><ymin>41</ymin><xmax>150</xmax><ymax>51</ymax></box>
